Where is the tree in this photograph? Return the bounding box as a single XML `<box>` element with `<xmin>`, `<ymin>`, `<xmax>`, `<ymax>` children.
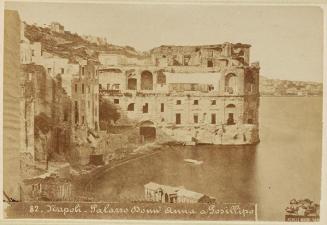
<box><xmin>99</xmin><ymin>97</ymin><xmax>120</xmax><ymax>130</ymax></box>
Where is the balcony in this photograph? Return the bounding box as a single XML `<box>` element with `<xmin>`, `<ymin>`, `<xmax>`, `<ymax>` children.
<box><xmin>99</xmin><ymin>89</ymin><xmax>122</xmax><ymax>96</ymax></box>
<box><xmin>225</xmin><ymin>87</ymin><xmax>234</xmax><ymax>95</ymax></box>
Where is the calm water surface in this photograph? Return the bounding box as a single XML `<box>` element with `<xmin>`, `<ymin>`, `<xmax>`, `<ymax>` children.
<box><xmin>92</xmin><ymin>97</ymin><xmax>322</xmax><ymax>221</ymax></box>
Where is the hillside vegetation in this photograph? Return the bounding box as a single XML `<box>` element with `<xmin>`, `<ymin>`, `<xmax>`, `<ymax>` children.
<box><xmin>24</xmin><ymin>23</ymin><xmax>143</xmax><ymax>63</ymax></box>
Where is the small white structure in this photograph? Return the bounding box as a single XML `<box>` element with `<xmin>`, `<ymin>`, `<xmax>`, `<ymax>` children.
<box><xmin>144</xmin><ymin>182</ymin><xmax>215</xmax><ymax>203</ymax></box>
<box><xmin>184</xmin><ymin>159</ymin><xmax>203</xmax><ymax>165</ymax></box>
<box><xmin>50</xmin><ymin>22</ymin><xmax>64</xmax><ymax>34</ymax></box>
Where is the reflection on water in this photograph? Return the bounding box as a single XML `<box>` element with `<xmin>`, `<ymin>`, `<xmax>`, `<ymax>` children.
<box><xmin>93</xmin><ymin>145</ymin><xmax>257</xmax><ymax>203</ymax></box>
<box><xmin>92</xmin><ymin>97</ymin><xmax>322</xmax><ymax>221</ymax></box>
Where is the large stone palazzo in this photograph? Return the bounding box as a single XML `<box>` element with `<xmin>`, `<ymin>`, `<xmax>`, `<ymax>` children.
<box><xmin>98</xmin><ymin>43</ymin><xmax>260</xmax><ymax>145</ymax></box>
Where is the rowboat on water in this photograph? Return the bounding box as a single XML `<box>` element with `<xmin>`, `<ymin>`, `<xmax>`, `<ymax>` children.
<box><xmin>184</xmin><ymin>159</ymin><xmax>203</xmax><ymax>165</ymax></box>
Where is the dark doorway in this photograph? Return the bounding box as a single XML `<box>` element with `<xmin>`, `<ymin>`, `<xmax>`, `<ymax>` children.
<box><xmin>211</xmin><ymin>113</ymin><xmax>216</xmax><ymax>124</ymax></box>
<box><xmin>165</xmin><ymin>193</ymin><xmax>169</xmax><ymax>203</ymax></box>
<box><xmin>142</xmin><ymin>103</ymin><xmax>148</xmax><ymax>113</ymax></box>
<box><xmin>74</xmin><ymin>101</ymin><xmax>79</xmax><ymax>124</ymax></box>
<box><xmin>207</xmin><ymin>59</ymin><xmax>213</xmax><ymax>67</ymax></box>
<box><xmin>140</xmin><ymin>127</ymin><xmax>156</xmax><ymax>142</ymax></box>
<box><xmin>176</xmin><ymin>113</ymin><xmax>181</xmax><ymax>124</ymax></box>
<box><xmin>127</xmin><ymin>103</ymin><xmax>135</xmax><ymax>111</ymax></box>
<box><xmin>160</xmin><ymin>103</ymin><xmax>164</xmax><ymax>112</ymax></box>
<box><xmin>227</xmin><ymin>113</ymin><xmax>235</xmax><ymax>125</ymax></box>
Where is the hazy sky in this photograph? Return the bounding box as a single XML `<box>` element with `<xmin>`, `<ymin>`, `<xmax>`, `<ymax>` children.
<box><xmin>5</xmin><ymin>1</ymin><xmax>324</xmax><ymax>82</ymax></box>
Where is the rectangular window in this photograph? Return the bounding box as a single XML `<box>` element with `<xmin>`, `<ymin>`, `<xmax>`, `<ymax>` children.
<box><xmin>107</xmin><ymin>83</ymin><xmax>110</xmax><ymax>90</ymax></box>
<box><xmin>211</xmin><ymin>113</ymin><xmax>216</xmax><ymax>124</ymax></box>
<box><xmin>82</xmin><ymin>116</ymin><xmax>85</xmax><ymax>125</ymax></box>
<box><xmin>176</xmin><ymin>100</ymin><xmax>181</xmax><ymax>105</ymax></box>
<box><xmin>74</xmin><ymin>101</ymin><xmax>78</xmax><ymax>124</ymax></box>
<box><xmin>113</xmin><ymin>84</ymin><xmax>120</xmax><ymax>90</ymax></box>
<box><xmin>143</xmin><ymin>103</ymin><xmax>149</xmax><ymax>113</ymax></box>
<box><xmin>183</xmin><ymin>55</ymin><xmax>191</xmax><ymax>66</ymax></box>
<box><xmin>75</xmin><ymin>84</ymin><xmax>78</xmax><ymax>93</ymax></box>
<box><xmin>176</xmin><ymin>113</ymin><xmax>181</xmax><ymax>124</ymax></box>
<box><xmin>61</xmin><ymin>68</ymin><xmax>64</xmax><ymax>74</ymax></box>
<box><xmin>82</xmin><ymin>83</ymin><xmax>85</xmax><ymax>94</ymax></box>
<box><xmin>193</xmin><ymin>100</ymin><xmax>199</xmax><ymax>105</ymax></box>
<box><xmin>114</xmin><ymin>99</ymin><xmax>119</xmax><ymax>104</ymax></box>
<box><xmin>207</xmin><ymin>59</ymin><xmax>213</xmax><ymax>67</ymax></box>
<box><xmin>161</xmin><ymin>103</ymin><xmax>164</xmax><ymax>112</ymax></box>
<box><xmin>99</xmin><ymin>84</ymin><xmax>102</xmax><ymax>90</ymax></box>
<box><xmin>194</xmin><ymin>114</ymin><xmax>198</xmax><ymax>124</ymax></box>
<box><xmin>47</xmin><ymin>68</ymin><xmax>52</xmax><ymax>74</ymax></box>
<box><xmin>211</xmin><ymin>100</ymin><xmax>216</xmax><ymax>105</ymax></box>
<box><xmin>81</xmin><ymin>66</ymin><xmax>85</xmax><ymax>75</ymax></box>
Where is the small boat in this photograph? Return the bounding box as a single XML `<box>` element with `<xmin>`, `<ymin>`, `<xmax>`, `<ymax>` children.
<box><xmin>184</xmin><ymin>159</ymin><xmax>203</xmax><ymax>165</ymax></box>
<box><xmin>184</xmin><ymin>141</ymin><xmax>196</xmax><ymax>146</ymax></box>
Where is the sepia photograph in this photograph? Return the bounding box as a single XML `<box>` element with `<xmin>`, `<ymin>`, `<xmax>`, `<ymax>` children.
<box><xmin>1</xmin><ymin>0</ymin><xmax>326</xmax><ymax>223</ymax></box>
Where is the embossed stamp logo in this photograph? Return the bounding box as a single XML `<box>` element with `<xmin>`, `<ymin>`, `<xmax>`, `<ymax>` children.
<box><xmin>285</xmin><ymin>199</ymin><xmax>320</xmax><ymax>222</ymax></box>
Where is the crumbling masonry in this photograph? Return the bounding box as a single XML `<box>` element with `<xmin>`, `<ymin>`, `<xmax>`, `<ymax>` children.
<box><xmin>98</xmin><ymin>43</ymin><xmax>260</xmax><ymax>145</ymax></box>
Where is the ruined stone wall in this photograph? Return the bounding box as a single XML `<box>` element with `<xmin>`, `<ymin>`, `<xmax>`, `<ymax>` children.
<box><xmin>21</xmin><ymin>64</ymin><xmax>73</xmax><ymax>163</ymax></box>
<box><xmin>98</xmin><ymin>69</ymin><xmax>126</xmax><ymax>90</ymax></box>
<box><xmin>243</xmin><ymin>65</ymin><xmax>260</xmax><ymax>125</ymax></box>
<box><xmin>72</xmin><ymin>62</ymin><xmax>99</xmax><ymax>130</ymax></box>
<box><xmin>150</xmin><ymin>43</ymin><xmax>251</xmax><ymax>69</ymax></box>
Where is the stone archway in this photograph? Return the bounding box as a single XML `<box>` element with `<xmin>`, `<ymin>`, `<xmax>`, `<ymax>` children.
<box><xmin>139</xmin><ymin>120</ymin><xmax>156</xmax><ymax>142</ymax></box>
<box><xmin>141</xmin><ymin>71</ymin><xmax>153</xmax><ymax>90</ymax></box>
<box><xmin>127</xmin><ymin>103</ymin><xmax>135</xmax><ymax>111</ymax></box>
<box><xmin>226</xmin><ymin>104</ymin><xmax>236</xmax><ymax>125</ymax></box>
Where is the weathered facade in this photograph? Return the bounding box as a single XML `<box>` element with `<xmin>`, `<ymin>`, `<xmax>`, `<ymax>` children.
<box><xmin>31</xmin><ymin>53</ymin><xmax>80</xmax><ymax>97</ymax></box>
<box><xmin>20</xmin><ymin>64</ymin><xmax>73</xmax><ymax>162</ymax></box>
<box><xmin>71</xmin><ymin>61</ymin><xmax>100</xmax><ymax>131</ymax></box>
<box><xmin>98</xmin><ymin>43</ymin><xmax>260</xmax><ymax>145</ymax></box>
<box><xmin>150</xmin><ymin>43</ymin><xmax>250</xmax><ymax>69</ymax></box>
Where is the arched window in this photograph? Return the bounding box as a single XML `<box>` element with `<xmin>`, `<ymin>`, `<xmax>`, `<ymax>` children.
<box><xmin>226</xmin><ymin>104</ymin><xmax>236</xmax><ymax>125</ymax></box>
<box><xmin>225</xmin><ymin>73</ymin><xmax>237</xmax><ymax>94</ymax></box>
<box><xmin>141</xmin><ymin>71</ymin><xmax>153</xmax><ymax>90</ymax></box>
<box><xmin>127</xmin><ymin>103</ymin><xmax>135</xmax><ymax>111</ymax></box>
<box><xmin>128</xmin><ymin>78</ymin><xmax>137</xmax><ymax>90</ymax></box>
<box><xmin>157</xmin><ymin>71</ymin><xmax>166</xmax><ymax>85</ymax></box>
